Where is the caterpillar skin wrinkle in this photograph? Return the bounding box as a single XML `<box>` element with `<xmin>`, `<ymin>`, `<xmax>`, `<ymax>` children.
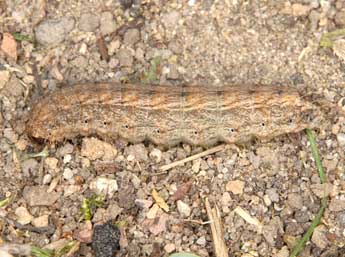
<box><xmin>26</xmin><ymin>83</ymin><xmax>323</xmax><ymax>147</ymax></box>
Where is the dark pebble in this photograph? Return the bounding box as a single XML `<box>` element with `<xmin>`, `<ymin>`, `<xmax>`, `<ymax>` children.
<box><xmin>91</xmin><ymin>220</ymin><xmax>121</xmax><ymax>257</ymax></box>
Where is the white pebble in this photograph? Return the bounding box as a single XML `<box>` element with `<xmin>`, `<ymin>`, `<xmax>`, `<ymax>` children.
<box><xmin>337</xmin><ymin>133</ymin><xmax>345</xmax><ymax>146</ymax></box>
<box><xmin>177</xmin><ymin>200</ymin><xmax>191</xmax><ymax>217</ymax></box>
<box><xmin>63</xmin><ymin>154</ymin><xmax>72</xmax><ymax>163</ymax></box>
<box><xmin>63</xmin><ymin>168</ymin><xmax>74</xmax><ymax>180</ymax></box>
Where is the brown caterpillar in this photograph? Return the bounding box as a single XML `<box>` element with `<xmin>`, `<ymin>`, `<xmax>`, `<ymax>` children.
<box><xmin>26</xmin><ymin>83</ymin><xmax>323</xmax><ymax>147</ymax></box>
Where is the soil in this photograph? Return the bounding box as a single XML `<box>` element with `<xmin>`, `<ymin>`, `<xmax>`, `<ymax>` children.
<box><xmin>0</xmin><ymin>0</ymin><xmax>345</xmax><ymax>256</ymax></box>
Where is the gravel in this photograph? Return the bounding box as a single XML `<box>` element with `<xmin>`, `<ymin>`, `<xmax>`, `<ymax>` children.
<box><xmin>22</xmin><ymin>186</ymin><xmax>60</xmax><ymax>206</ymax></box>
<box><xmin>35</xmin><ymin>17</ymin><xmax>75</xmax><ymax>46</ymax></box>
<box><xmin>79</xmin><ymin>13</ymin><xmax>100</xmax><ymax>32</ymax></box>
<box><xmin>1</xmin><ymin>0</ymin><xmax>344</xmax><ymax>256</ymax></box>
<box><xmin>100</xmin><ymin>12</ymin><xmax>117</xmax><ymax>36</ymax></box>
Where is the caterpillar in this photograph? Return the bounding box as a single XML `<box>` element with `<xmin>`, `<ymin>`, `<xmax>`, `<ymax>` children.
<box><xmin>26</xmin><ymin>83</ymin><xmax>323</xmax><ymax>147</ymax></box>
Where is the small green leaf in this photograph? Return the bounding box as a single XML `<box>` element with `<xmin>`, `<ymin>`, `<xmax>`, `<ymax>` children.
<box><xmin>81</xmin><ymin>194</ymin><xmax>105</xmax><ymax>221</ymax></box>
<box><xmin>12</xmin><ymin>32</ymin><xmax>34</xmax><ymax>43</ymax></box>
<box><xmin>142</xmin><ymin>56</ymin><xmax>161</xmax><ymax>84</ymax></box>
<box><xmin>0</xmin><ymin>197</ymin><xmax>10</xmax><ymax>208</ymax></box>
<box><xmin>169</xmin><ymin>252</ymin><xmax>201</xmax><ymax>257</ymax></box>
<box><xmin>31</xmin><ymin>246</ymin><xmax>53</xmax><ymax>257</ymax></box>
<box><xmin>55</xmin><ymin>240</ymin><xmax>78</xmax><ymax>257</ymax></box>
<box><xmin>320</xmin><ymin>28</ymin><xmax>345</xmax><ymax>49</ymax></box>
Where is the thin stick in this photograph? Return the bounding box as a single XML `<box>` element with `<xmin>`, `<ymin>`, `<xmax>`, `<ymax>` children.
<box><xmin>205</xmin><ymin>198</ymin><xmax>228</xmax><ymax>257</ymax></box>
<box><xmin>160</xmin><ymin>144</ymin><xmax>226</xmax><ymax>171</ymax></box>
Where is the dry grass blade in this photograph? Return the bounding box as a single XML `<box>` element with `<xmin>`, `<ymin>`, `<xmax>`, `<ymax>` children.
<box><xmin>234</xmin><ymin>206</ymin><xmax>263</xmax><ymax>232</ymax></box>
<box><xmin>205</xmin><ymin>198</ymin><xmax>228</xmax><ymax>257</ymax></box>
<box><xmin>289</xmin><ymin>129</ymin><xmax>328</xmax><ymax>257</ymax></box>
<box><xmin>160</xmin><ymin>144</ymin><xmax>226</xmax><ymax>171</ymax></box>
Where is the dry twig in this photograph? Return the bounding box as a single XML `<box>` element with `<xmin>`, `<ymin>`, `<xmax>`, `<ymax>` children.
<box><xmin>205</xmin><ymin>198</ymin><xmax>228</xmax><ymax>257</ymax></box>
<box><xmin>160</xmin><ymin>144</ymin><xmax>226</xmax><ymax>171</ymax></box>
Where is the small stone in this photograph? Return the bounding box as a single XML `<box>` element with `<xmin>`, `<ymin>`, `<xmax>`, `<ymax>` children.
<box><xmin>108</xmin><ymin>58</ymin><xmax>119</xmax><ymax>69</ymax></box>
<box><xmin>3</xmin><ymin>127</ymin><xmax>18</xmax><ymax>143</ymax></box>
<box><xmin>15</xmin><ymin>206</ymin><xmax>33</xmax><ymax>225</ymax></box>
<box><xmin>1</xmin><ymin>33</ymin><xmax>17</xmax><ymax>61</ymax></box>
<box><xmin>291</xmin><ymin>3</ymin><xmax>311</xmax><ymax>16</ymax></box>
<box><xmin>196</xmin><ymin>236</ymin><xmax>206</xmax><ymax>246</ymax></box>
<box><xmin>79</xmin><ymin>43</ymin><xmax>88</xmax><ymax>54</ymax></box>
<box><xmin>64</xmin><ymin>185</ymin><xmax>81</xmax><ymax>197</ymax></box>
<box><xmin>123</xmin><ymin>28</ymin><xmax>140</xmax><ymax>45</ymax></box>
<box><xmin>72</xmin><ymin>56</ymin><xmax>88</xmax><ymax>68</ymax></box>
<box><xmin>106</xmin><ymin>204</ymin><xmax>123</xmax><ymax>220</ymax></box>
<box><xmin>35</xmin><ymin>17</ymin><xmax>75</xmax><ymax>46</ymax></box>
<box><xmin>63</xmin><ymin>154</ymin><xmax>72</xmax><ymax>163</ymax></box>
<box><xmin>335</xmin><ymin>11</ymin><xmax>345</xmax><ymax>26</ymax></box>
<box><xmin>126</xmin><ymin>144</ymin><xmax>148</xmax><ymax>161</ymax></box>
<box><xmin>323</xmin><ymin>158</ymin><xmax>338</xmax><ymax>172</ymax></box>
<box><xmin>177</xmin><ymin>200</ymin><xmax>191</xmax><ymax>217</ymax></box>
<box><xmin>276</xmin><ymin>246</ymin><xmax>289</xmax><ymax>257</ymax></box>
<box><xmin>263</xmin><ymin>217</ymin><xmax>283</xmax><ymax>246</ymax></box>
<box><xmin>92</xmin><ymin>221</ymin><xmax>120</xmax><ymax>256</ymax></box>
<box><xmin>266</xmin><ymin>188</ymin><xmax>280</xmax><ymax>202</ymax></box>
<box><xmin>42</xmin><ymin>174</ymin><xmax>52</xmax><ymax>185</ymax></box>
<box><xmin>89</xmin><ymin>177</ymin><xmax>118</xmax><ymax>197</ymax></box>
<box><xmin>131</xmin><ymin>174</ymin><xmax>141</xmax><ymax>189</ymax></box>
<box><xmin>14</xmin><ymin>138</ymin><xmax>27</xmax><ymax>150</ymax></box>
<box><xmin>310</xmin><ymin>183</ymin><xmax>333</xmax><ymax>198</ymax></box>
<box><xmin>74</xmin><ymin>220</ymin><xmax>93</xmax><ymax>244</ymax></box>
<box><xmin>226</xmin><ymin>180</ymin><xmax>245</xmax><ymax>195</ymax></box>
<box><xmin>81</xmin><ymin>137</ymin><xmax>117</xmax><ymax>161</ymax></box>
<box><xmin>57</xmin><ymin>143</ymin><xmax>74</xmax><ymax>156</ymax></box>
<box><xmin>147</xmin><ymin>204</ymin><xmax>160</xmax><ymax>219</ymax></box>
<box><xmin>167</xmin><ymin>64</ymin><xmax>179</xmax><ymax>80</ymax></box>
<box><xmin>164</xmin><ymin>243</ymin><xmax>175</xmax><ymax>253</ymax></box>
<box><xmin>108</xmin><ymin>40</ymin><xmax>121</xmax><ymax>55</ymax></box>
<box><xmin>221</xmin><ymin>192</ymin><xmax>231</xmax><ymax>206</ymax></box>
<box><xmin>311</xmin><ymin>225</ymin><xmax>329</xmax><ymax>249</ymax></box>
<box><xmin>79</xmin><ymin>13</ymin><xmax>100</xmax><ymax>32</ymax></box>
<box><xmin>135</xmin><ymin>199</ymin><xmax>153</xmax><ymax>209</ymax></box>
<box><xmin>263</xmin><ymin>195</ymin><xmax>272</xmax><ymax>206</ymax></box>
<box><xmin>188</xmin><ymin>0</ymin><xmax>196</xmax><ymax>6</ymax></box>
<box><xmin>100</xmin><ymin>12</ymin><xmax>116</xmax><ymax>35</ymax></box>
<box><xmin>32</xmin><ymin>214</ymin><xmax>49</xmax><ymax>227</ymax></box>
<box><xmin>149</xmin><ymin>148</ymin><xmax>162</xmax><ymax>163</ymax></box>
<box><xmin>287</xmin><ymin>193</ymin><xmax>303</xmax><ymax>209</ymax></box>
<box><xmin>329</xmin><ymin>198</ymin><xmax>345</xmax><ymax>212</ymax></box>
<box><xmin>22</xmin><ymin>159</ymin><xmax>38</xmax><ymax>177</ymax></box>
<box><xmin>192</xmin><ymin>159</ymin><xmax>201</xmax><ymax>173</ymax></box>
<box><xmin>23</xmin><ymin>75</ymin><xmax>35</xmax><ymax>84</ymax></box>
<box><xmin>337</xmin><ymin>133</ymin><xmax>345</xmax><ymax>146</ymax></box>
<box><xmin>63</xmin><ymin>168</ymin><xmax>74</xmax><ymax>180</ymax></box>
<box><xmin>23</xmin><ymin>186</ymin><xmax>60</xmax><ymax>206</ymax></box>
<box><xmin>45</xmin><ymin>157</ymin><xmax>59</xmax><ymax>171</ymax></box>
<box><xmin>0</xmin><ymin>70</ymin><xmax>10</xmax><ymax>90</ymax></box>
<box><xmin>162</xmin><ymin>11</ymin><xmax>180</xmax><ymax>29</ymax></box>
<box><xmin>309</xmin><ymin>10</ymin><xmax>320</xmax><ymax>30</ymax></box>
<box><xmin>117</xmin><ymin>48</ymin><xmax>133</xmax><ymax>67</ymax></box>
<box><xmin>0</xmin><ymin>249</ymin><xmax>15</xmax><ymax>257</ymax></box>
